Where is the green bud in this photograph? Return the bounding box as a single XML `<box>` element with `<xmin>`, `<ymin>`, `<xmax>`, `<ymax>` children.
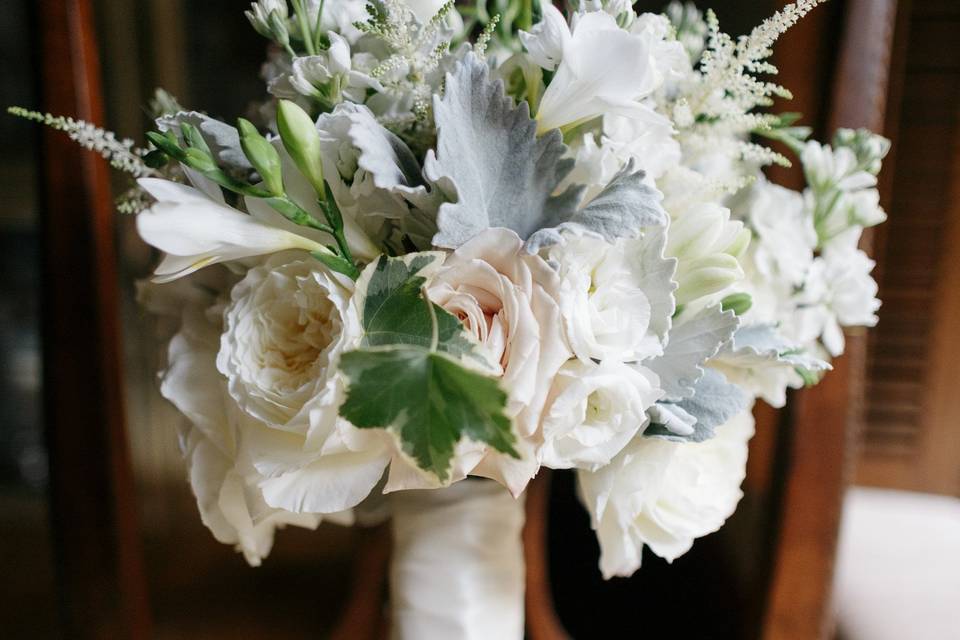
<box><xmin>179</xmin><ymin>122</ymin><xmax>211</xmax><ymax>154</ymax></box>
<box><xmin>183</xmin><ymin>147</ymin><xmax>220</xmax><ymax>174</ymax></box>
<box><xmin>145</xmin><ymin>130</ymin><xmax>187</xmax><ymax>162</ymax></box>
<box><xmin>720</xmin><ymin>292</ymin><xmax>753</xmax><ymax>316</ymax></box>
<box><xmin>238</xmin><ymin>118</ymin><xmax>284</xmax><ymax>197</ymax></box>
<box><xmin>268</xmin><ymin>10</ymin><xmax>291</xmax><ymax>50</ymax></box>
<box><xmin>277</xmin><ymin>99</ymin><xmax>326</xmax><ymax>196</ymax></box>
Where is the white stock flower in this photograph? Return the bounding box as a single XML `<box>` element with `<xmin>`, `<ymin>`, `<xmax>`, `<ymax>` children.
<box><xmin>801</xmin><ymin>140</ymin><xmax>876</xmax><ymax>193</ymax></box>
<box><xmin>535</xmin><ymin>10</ymin><xmax>662</xmax><ymax>133</ymax></box>
<box><xmin>792</xmin><ymin>241</ymin><xmax>880</xmax><ymax>357</ymax></box>
<box><xmin>424</xmin><ymin>228</ymin><xmax>572</xmax><ymax>495</ymax></box>
<box><xmin>289</xmin><ymin>33</ymin><xmax>383</xmax><ymax>104</ymax></box>
<box><xmin>577</xmin><ymin>408</ymin><xmax>754</xmax><ymax>579</ymax></box>
<box><xmin>157</xmin><ymin>271</ymin><xmax>328</xmax><ymax>566</ymax></box>
<box><xmin>740</xmin><ymin>179</ymin><xmax>816</xmax><ymax>285</ymax></box>
<box><xmin>540</xmin><ymin>359</ymin><xmax>661</xmax><ymax>471</ymax></box>
<box><xmin>547</xmin><ymin>233</ymin><xmax>674</xmax><ymax>364</ymax></box>
<box><xmin>136</xmin><ymin>178</ymin><xmax>327</xmax><ymax>283</ymax></box>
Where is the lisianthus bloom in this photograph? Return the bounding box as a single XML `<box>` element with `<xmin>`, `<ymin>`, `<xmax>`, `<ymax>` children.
<box><xmin>736</xmin><ymin>178</ymin><xmax>817</xmax><ymax>286</ymax></box>
<box><xmin>539</xmin><ymin>359</ymin><xmax>661</xmax><ymax>471</ymax></box>
<box><xmin>577</xmin><ymin>407</ymin><xmax>754</xmax><ymax>578</ymax></box>
<box><xmin>547</xmin><ymin>232</ymin><xmax>675</xmax><ymax>364</ymax></box>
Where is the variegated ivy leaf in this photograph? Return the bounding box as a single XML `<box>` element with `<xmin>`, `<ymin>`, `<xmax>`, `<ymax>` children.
<box><xmin>525</xmin><ymin>159</ymin><xmax>668</xmax><ymax>253</ymax></box>
<box><xmin>354</xmin><ymin>253</ymin><xmax>487</xmax><ymax>366</ymax></box>
<box><xmin>425</xmin><ymin>53</ymin><xmax>581</xmax><ymax>249</ymax></box>
<box><xmin>338</xmin><ymin>254</ymin><xmax>516</xmax><ymax>480</ymax></box>
<box><xmin>644</xmin><ymin>369</ymin><xmax>747</xmax><ymax>443</ymax></box>
<box><xmin>645</xmin><ymin>304</ymin><xmax>739</xmax><ymax>401</ymax></box>
<box><xmin>157</xmin><ymin>111</ymin><xmax>253</xmax><ymax>172</ymax></box>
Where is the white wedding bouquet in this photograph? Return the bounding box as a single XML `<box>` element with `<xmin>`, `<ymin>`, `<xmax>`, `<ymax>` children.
<box><xmin>14</xmin><ymin>0</ymin><xmax>889</xmax><ymax>635</ymax></box>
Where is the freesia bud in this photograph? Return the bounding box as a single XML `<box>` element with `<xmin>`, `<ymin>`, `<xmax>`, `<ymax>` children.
<box><xmin>238</xmin><ymin>118</ymin><xmax>284</xmax><ymax>196</ymax></box>
<box><xmin>276</xmin><ymin>99</ymin><xmax>326</xmax><ymax>196</ymax></box>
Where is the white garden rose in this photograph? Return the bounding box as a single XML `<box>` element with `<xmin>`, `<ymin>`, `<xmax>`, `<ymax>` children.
<box><xmin>539</xmin><ymin>359</ymin><xmax>662</xmax><ymax>471</ymax></box>
<box><xmin>217</xmin><ymin>253</ymin><xmax>360</xmax><ymax>429</ymax></box>
<box><xmin>577</xmin><ymin>407</ymin><xmax>754</xmax><ymax>579</ymax></box>
<box><xmin>424</xmin><ymin>228</ymin><xmax>572</xmax><ymax>495</ymax></box>
<box><xmin>215</xmin><ymin>254</ymin><xmax>394</xmax><ymax>515</ymax></box>
<box><xmin>153</xmin><ymin>270</ymin><xmax>329</xmax><ymax>565</ymax></box>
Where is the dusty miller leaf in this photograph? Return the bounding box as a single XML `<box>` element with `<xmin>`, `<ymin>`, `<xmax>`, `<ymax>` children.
<box><xmin>157</xmin><ymin>111</ymin><xmax>253</xmax><ymax>172</ymax></box>
<box><xmin>425</xmin><ymin>53</ymin><xmax>583</xmax><ymax>248</ymax></box>
<box><xmin>645</xmin><ymin>369</ymin><xmax>747</xmax><ymax>443</ymax></box>
<box><xmin>717</xmin><ymin>324</ymin><xmax>832</xmax><ymax>374</ymax></box>
<box><xmin>645</xmin><ymin>305</ymin><xmax>739</xmax><ymax>401</ymax></box>
<box><xmin>525</xmin><ymin>159</ymin><xmax>669</xmax><ymax>253</ymax></box>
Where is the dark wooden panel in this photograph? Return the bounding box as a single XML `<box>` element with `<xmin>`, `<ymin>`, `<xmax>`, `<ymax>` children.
<box><xmin>37</xmin><ymin>0</ymin><xmax>152</xmax><ymax>637</ymax></box>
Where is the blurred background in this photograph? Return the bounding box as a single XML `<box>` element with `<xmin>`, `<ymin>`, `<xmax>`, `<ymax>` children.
<box><xmin>1</xmin><ymin>1</ymin><xmax>957</xmax><ymax>638</ymax></box>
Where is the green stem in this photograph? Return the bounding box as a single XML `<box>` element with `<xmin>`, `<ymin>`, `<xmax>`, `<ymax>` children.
<box><xmin>291</xmin><ymin>0</ymin><xmax>317</xmax><ymax>55</ymax></box>
<box><xmin>313</xmin><ymin>0</ymin><xmax>326</xmax><ymax>53</ymax></box>
<box><xmin>519</xmin><ymin>0</ymin><xmax>533</xmax><ymax>31</ymax></box>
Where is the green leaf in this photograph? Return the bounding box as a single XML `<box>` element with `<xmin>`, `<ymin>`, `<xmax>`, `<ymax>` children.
<box><xmin>358</xmin><ymin>254</ymin><xmax>482</xmax><ymax>363</ymax></box>
<box><xmin>338</xmin><ymin>347</ymin><xmax>517</xmax><ymax>480</ymax></box>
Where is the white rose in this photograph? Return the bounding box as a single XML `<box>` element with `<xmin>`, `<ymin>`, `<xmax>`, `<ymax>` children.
<box><xmin>215</xmin><ymin>255</ymin><xmax>393</xmax><ymax>515</ymax></box>
<box><xmin>577</xmin><ymin>408</ymin><xmax>754</xmax><ymax>579</ymax></box>
<box><xmin>547</xmin><ymin>232</ymin><xmax>674</xmax><ymax>363</ymax></box>
<box><xmin>217</xmin><ymin>254</ymin><xmax>359</xmax><ymax>429</ymax></box>
<box><xmin>425</xmin><ymin>228</ymin><xmax>572</xmax><ymax>495</ymax></box>
<box><xmin>540</xmin><ymin>359</ymin><xmax>661</xmax><ymax>471</ymax></box>
<box><xmin>156</xmin><ymin>271</ymin><xmax>329</xmax><ymax>565</ymax></box>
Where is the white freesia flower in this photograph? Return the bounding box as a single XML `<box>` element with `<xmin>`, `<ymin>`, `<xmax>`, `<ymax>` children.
<box><xmin>306</xmin><ymin>0</ymin><xmax>370</xmax><ymax>42</ymax></box>
<box><xmin>519</xmin><ymin>1</ymin><xmax>569</xmax><ymax>71</ymax></box>
<box><xmin>577</xmin><ymin>408</ymin><xmax>754</xmax><ymax>579</ymax></box>
<box><xmin>289</xmin><ymin>33</ymin><xmax>383</xmax><ymax>104</ymax></box>
<box><xmin>792</xmin><ymin>240</ymin><xmax>880</xmax><ymax>357</ymax></box>
<box><xmin>547</xmin><ymin>233</ymin><xmax>674</xmax><ymax>363</ymax></box>
<box><xmin>425</xmin><ymin>229</ymin><xmax>572</xmax><ymax>495</ymax></box>
<box><xmin>540</xmin><ymin>359</ymin><xmax>661</xmax><ymax>471</ymax></box>
<box><xmin>155</xmin><ymin>270</ymin><xmax>329</xmax><ymax>565</ymax></box>
<box><xmin>136</xmin><ymin>178</ymin><xmax>327</xmax><ymax>283</ymax></box>
<box><xmin>535</xmin><ymin>10</ymin><xmax>661</xmax><ymax>133</ymax></box>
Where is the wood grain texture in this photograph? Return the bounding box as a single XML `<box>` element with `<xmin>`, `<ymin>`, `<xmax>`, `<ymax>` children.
<box><xmin>37</xmin><ymin>0</ymin><xmax>152</xmax><ymax>637</ymax></box>
<box><xmin>762</xmin><ymin>2</ymin><xmax>901</xmax><ymax>639</ymax></box>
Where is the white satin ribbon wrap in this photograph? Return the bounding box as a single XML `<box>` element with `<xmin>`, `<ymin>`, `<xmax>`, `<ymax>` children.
<box><xmin>389</xmin><ymin>480</ymin><xmax>526</xmax><ymax>640</ymax></box>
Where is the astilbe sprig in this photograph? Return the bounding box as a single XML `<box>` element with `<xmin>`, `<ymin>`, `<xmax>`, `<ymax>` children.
<box><xmin>9</xmin><ymin>106</ymin><xmax>157</xmax><ymax>178</ymax></box>
<box><xmin>672</xmin><ymin>0</ymin><xmax>828</xmax><ymax>170</ymax></box>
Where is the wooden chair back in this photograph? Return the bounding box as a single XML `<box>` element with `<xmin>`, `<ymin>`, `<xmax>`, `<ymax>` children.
<box><xmin>37</xmin><ymin>0</ymin><xmax>152</xmax><ymax>637</ymax></box>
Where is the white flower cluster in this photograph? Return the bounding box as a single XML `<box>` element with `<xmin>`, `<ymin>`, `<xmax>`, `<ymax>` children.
<box><xmin>106</xmin><ymin>0</ymin><xmax>888</xmax><ymax>577</ymax></box>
